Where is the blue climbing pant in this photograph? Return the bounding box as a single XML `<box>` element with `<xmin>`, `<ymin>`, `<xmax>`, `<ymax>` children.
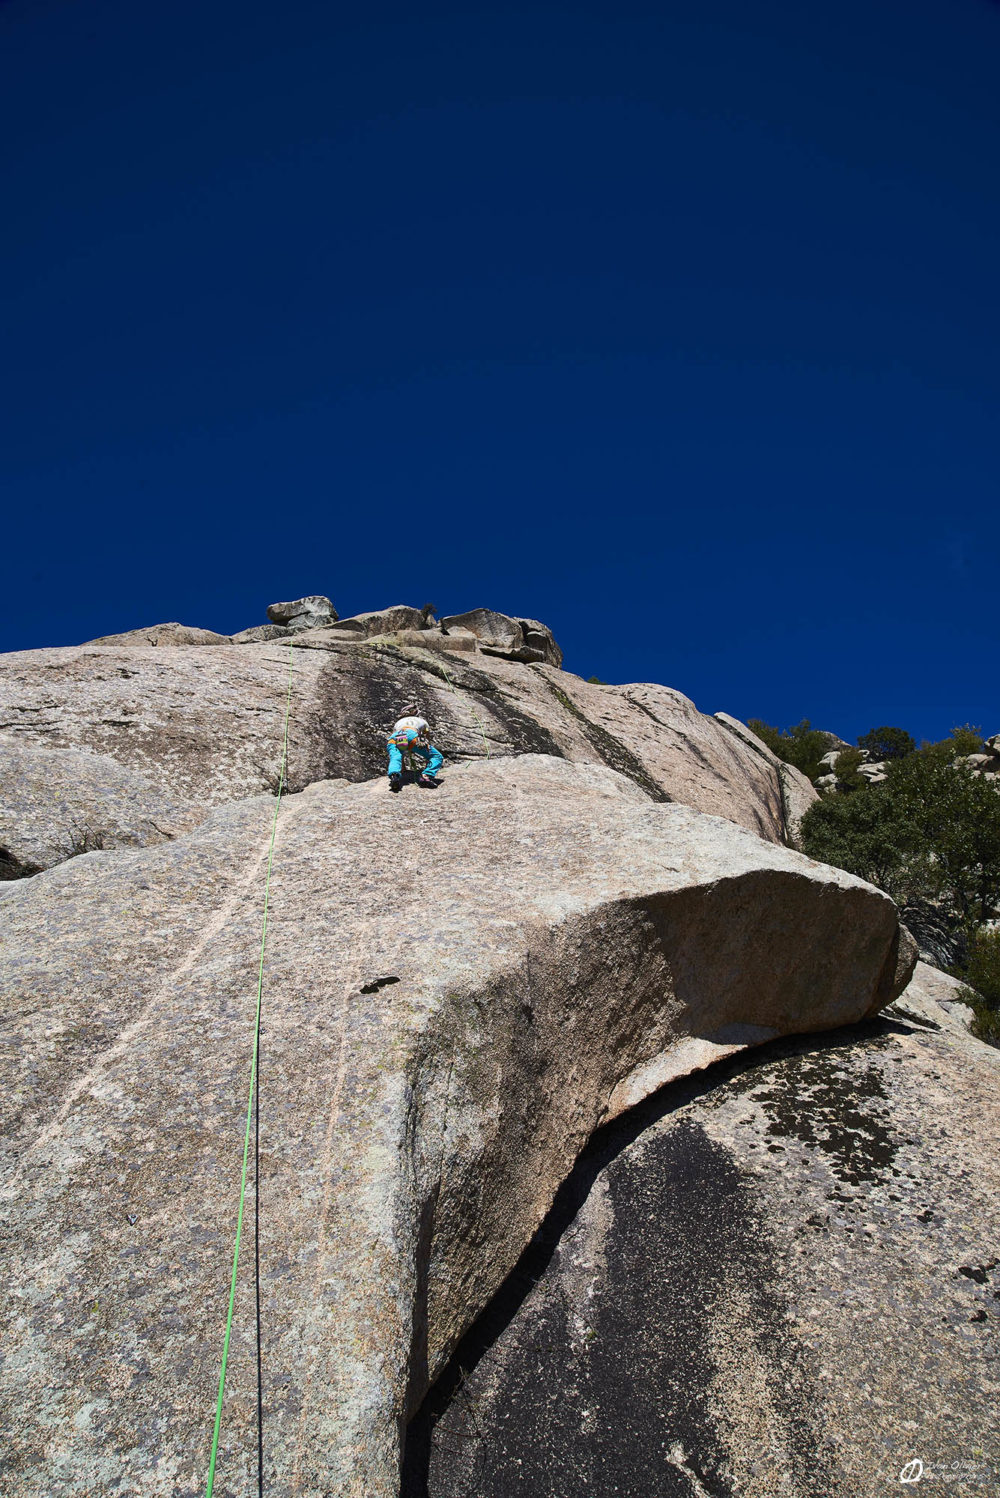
<box><xmin>387</xmin><ymin>737</ymin><xmax>444</xmax><ymax>780</ymax></box>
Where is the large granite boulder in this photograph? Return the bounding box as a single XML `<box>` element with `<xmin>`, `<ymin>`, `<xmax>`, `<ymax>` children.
<box><xmin>0</xmin><ymin>742</ymin><xmax>205</xmax><ymax>878</ymax></box>
<box><xmin>439</xmin><ymin>608</ymin><xmax>563</xmax><ymax>667</ymax></box>
<box><xmin>230</xmin><ymin>622</ymin><xmax>292</xmax><ymax>643</ymax></box>
<box><xmin>0</xmin><ymin>639</ymin><xmax>791</xmax><ymax>843</ymax></box>
<box><xmin>329</xmin><ymin>604</ymin><xmax>429</xmax><ymax>638</ymax></box>
<box><xmin>409</xmin><ymin>985</ymin><xmax>999</xmax><ymax>1498</ymax></box>
<box><xmin>0</xmin><ymin>755</ymin><xmax>913</xmax><ymax>1497</ymax></box>
<box><xmin>265</xmin><ymin>595</ymin><xmax>338</xmax><ymax>632</ymax></box>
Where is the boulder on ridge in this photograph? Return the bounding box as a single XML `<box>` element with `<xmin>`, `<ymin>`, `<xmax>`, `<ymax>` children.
<box><xmin>265</xmin><ymin>595</ymin><xmax>338</xmax><ymax>631</ymax></box>
<box><xmin>439</xmin><ymin>608</ymin><xmax>563</xmax><ymax>666</ymax></box>
<box><xmin>0</xmin><ymin>754</ymin><xmax>914</xmax><ymax>1497</ymax></box>
<box><xmin>230</xmin><ymin>622</ymin><xmax>292</xmax><ymax>643</ymax></box>
<box><xmin>330</xmin><ymin>604</ymin><xmax>428</xmax><ymax>637</ymax></box>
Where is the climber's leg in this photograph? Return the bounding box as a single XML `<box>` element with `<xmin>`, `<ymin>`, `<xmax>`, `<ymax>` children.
<box><xmin>417</xmin><ymin>744</ymin><xmax>443</xmax><ymax>785</ymax></box>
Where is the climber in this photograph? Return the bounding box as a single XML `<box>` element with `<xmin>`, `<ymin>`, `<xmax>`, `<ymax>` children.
<box><xmin>387</xmin><ymin>704</ymin><xmax>443</xmax><ymax>792</ymax></box>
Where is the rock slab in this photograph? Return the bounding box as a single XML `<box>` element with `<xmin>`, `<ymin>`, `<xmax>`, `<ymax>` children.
<box><xmin>0</xmin><ymin>756</ymin><xmax>912</xmax><ymax>1497</ymax></box>
<box><xmin>0</xmin><ymin>741</ymin><xmax>205</xmax><ymax>878</ymax></box>
<box><xmin>0</xmin><ymin>641</ymin><xmax>792</xmax><ymax>843</ymax></box>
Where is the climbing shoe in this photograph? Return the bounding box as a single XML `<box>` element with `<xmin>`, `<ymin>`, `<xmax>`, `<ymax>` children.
<box><xmin>418</xmin><ymin>774</ymin><xmax>440</xmax><ymax>788</ymax></box>
<box><xmin>389</xmin><ymin>773</ymin><xmax>402</xmax><ymax>793</ymax></box>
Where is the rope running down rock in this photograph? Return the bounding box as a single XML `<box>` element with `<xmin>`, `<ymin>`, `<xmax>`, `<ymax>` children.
<box><xmin>205</xmin><ymin>639</ymin><xmax>296</xmax><ymax>1498</ymax></box>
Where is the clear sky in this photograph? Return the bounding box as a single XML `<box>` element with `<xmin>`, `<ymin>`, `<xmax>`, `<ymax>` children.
<box><xmin>2</xmin><ymin>0</ymin><xmax>997</xmax><ymax>745</ymax></box>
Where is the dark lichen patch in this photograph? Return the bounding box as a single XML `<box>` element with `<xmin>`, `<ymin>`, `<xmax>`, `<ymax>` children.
<box><xmin>480</xmin><ymin>691</ymin><xmax>566</xmax><ymax>759</ymax></box>
<box><xmin>293</xmin><ymin>649</ymin><xmax>455</xmax><ymax>785</ymax></box>
<box><xmin>406</xmin><ymin>1116</ymin><xmax>833</xmax><ymax>1498</ymax></box>
<box><xmin>529</xmin><ymin>670</ymin><xmax>669</xmax><ymax>802</ymax></box>
<box><xmin>382</xmin><ymin>648</ymin><xmax>567</xmax><ymax>760</ymax></box>
<box><xmin>743</xmin><ymin>1048</ymin><xmax>898</xmax><ymax>1187</ymax></box>
<box><xmin>958</xmin><ymin>1262</ymin><xmax>998</xmax><ymax>1286</ymax></box>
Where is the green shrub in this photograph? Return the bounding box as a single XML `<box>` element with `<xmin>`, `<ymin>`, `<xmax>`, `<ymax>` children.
<box><xmin>857</xmin><ymin>726</ymin><xmax>916</xmax><ymax>762</ymax></box>
<box><xmin>949</xmin><ymin>724</ymin><xmax>985</xmax><ymax>757</ymax></box>
<box><xmin>918</xmin><ymin>725</ymin><xmax>985</xmax><ymax>764</ymax></box>
<box><xmin>801</xmin><ymin>756</ymin><xmax>1000</xmax><ymax>925</ymax></box>
<box><xmin>799</xmin><ymin>784</ymin><xmax>911</xmax><ymax>895</ymax></box>
<box><xmin>956</xmin><ymin>929</ymin><xmax>1000</xmax><ymax>1047</ymax></box>
<box><xmin>888</xmin><ymin>755</ymin><xmax>1000</xmax><ymax>926</ymax></box>
<box><xmin>747</xmin><ymin>718</ymin><xmax>834</xmax><ymax>786</ymax></box>
<box><xmin>833</xmin><ymin>747</ymin><xmax>866</xmax><ymax>792</ymax></box>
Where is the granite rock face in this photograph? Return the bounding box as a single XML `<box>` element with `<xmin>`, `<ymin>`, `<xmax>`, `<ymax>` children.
<box><xmin>409</xmin><ymin>1001</ymin><xmax>1000</xmax><ymax>1498</ymax></box>
<box><xmin>0</xmin><ymin>741</ymin><xmax>205</xmax><ymax>877</ymax></box>
<box><xmin>0</xmin><ymin>636</ymin><xmax>793</xmax><ymax>842</ymax></box>
<box><xmin>714</xmin><ymin>712</ymin><xmax>820</xmax><ymax>848</ymax></box>
<box><xmin>0</xmin><ymin>755</ymin><xmax>913</xmax><ymax>1498</ymax></box>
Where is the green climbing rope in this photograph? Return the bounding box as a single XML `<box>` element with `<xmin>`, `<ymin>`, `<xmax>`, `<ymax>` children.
<box><xmin>205</xmin><ymin>639</ymin><xmax>296</xmax><ymax>1498</ymax></box>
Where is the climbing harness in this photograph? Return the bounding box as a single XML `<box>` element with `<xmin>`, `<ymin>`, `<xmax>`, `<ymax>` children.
<box><xmin>389</xmin><ymin>727</ymin><xmax>429</xmax><ymax>773</ymax></box>
<box><xmin>205</xmin><ymin>639</ymin><xmax>295</xmax><ymax>1498</ymax></box>
<box><xmin>437</xmin><ymin>662</ymin><xmax>491</xmax><ymax>760</ymax></box>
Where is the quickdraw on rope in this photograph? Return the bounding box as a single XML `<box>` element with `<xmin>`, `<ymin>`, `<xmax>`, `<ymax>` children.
<box><xmin>438</xmin><ymin>661</ymin><xmax>491</xmax><ymax>759</ymax></box>
<box><xmin>205</xmin><ymin>639</ymin><xmax>296</xmax><ymax>1498</ymax></box>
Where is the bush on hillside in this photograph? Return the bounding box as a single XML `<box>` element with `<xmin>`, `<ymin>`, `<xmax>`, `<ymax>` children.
<box><xmin>833</xmin><ymin>747</ymin><xmax>866</xmax><ymax>792</ymax></box>
<box><xmin>918</xmin><ymin>725</ymin><xmax>985</xmax><ymax>764</ymax></box>
<box><xmin>956</xmin><ymin>929</ymin><xmax>1000</xmax><ymax>1047</ymax></box>
<box><xmin>747</xmin><ymin>718</ymin><xmax>834</xmax><ymax>786</ymax></box>
<box><xmin>801</xmin><ymin>755</ymin><xmax>1000</xmax><ymax>927</ymax></box>
<box><xmin>947</xmin><ymin>724</ymin><xmax>985</xmax><ymax>757</ymax></box>
<box><xmin>857</xmin><ymin>726</ymin><xmax>916</xmax><ymax>762</ymax></box>
<box><xmin>799</xmin><ymin>784</ymin><xmax>912</xmax><ymax>896</ymax></box>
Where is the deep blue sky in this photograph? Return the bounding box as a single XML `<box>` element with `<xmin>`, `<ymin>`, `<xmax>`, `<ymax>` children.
<box><xmin>2</xmin><ymin>0</ymin><xmax>998</xmax><ymax>744</ymax></box>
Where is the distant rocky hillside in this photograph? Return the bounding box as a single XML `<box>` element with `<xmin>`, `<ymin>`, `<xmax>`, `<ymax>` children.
<box><xmin>1</xmin><ymin>596</ymin><xmax>996</xmax><ymax>1498</ymax></box>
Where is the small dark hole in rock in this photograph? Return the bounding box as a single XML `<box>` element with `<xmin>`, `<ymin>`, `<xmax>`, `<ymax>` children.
<box><xmin>360</xmin><ymin>976</ymin><xmax>401</xmax><ymax>995</ymax></box>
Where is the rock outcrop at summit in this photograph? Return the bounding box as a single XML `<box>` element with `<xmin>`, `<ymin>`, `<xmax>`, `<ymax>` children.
<box><xmin>266</xmin><ymin>594</ymin><xmax>339</xmax><ymax>632</ymax></box>
<box><xmin>438</xmin><ymin>608</ymin><xmax>563</xmax><ymax>666</ymax></box>
<box><xmin>0</xmin><ymin>755</ymin><xmax>914</xmax><ymax>1497</ymax></box>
